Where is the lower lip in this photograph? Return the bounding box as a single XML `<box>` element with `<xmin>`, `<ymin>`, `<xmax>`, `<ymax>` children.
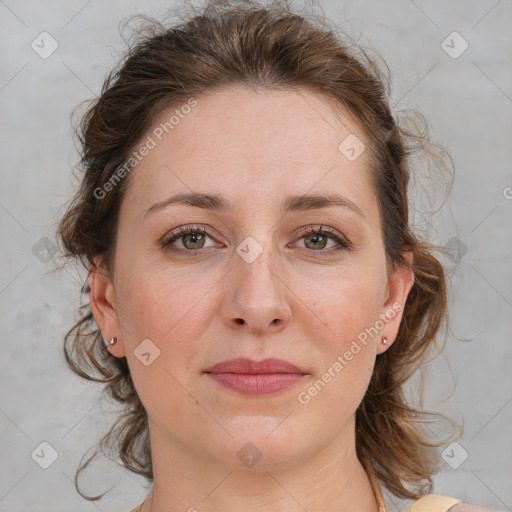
<box><xmin>206</xmin><ymin>372</ymin><xmax>305</xmax><ymax>395</ymax></box>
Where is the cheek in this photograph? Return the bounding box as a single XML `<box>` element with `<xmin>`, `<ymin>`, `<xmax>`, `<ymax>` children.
<box><xmin>114</xmin><ymin>260</ymin><xmax>217</xmax><ymax>402</ymax></box>
<box><xmin>115</xmin><ymin>258</ymin><xmax>212</xmax><ymax>341</ymax></box>
<box><xmin>301</xmin><ymin>264</ymin><xmax>385</xmax><ymax>346</ymax></box>
<box><xmin>114</xmin><ymin>267</ymin><xmax>206</xmax><ymax>419</ymax></box>
<box><xmin>295</xmin><ymin>280</ymin><xmax>378</xmax><ymax>431</ymax></box>
<box><xmin>294</xmin><ymin>265</ymin><xmax>383</xmax><ymax>400</ymax></box>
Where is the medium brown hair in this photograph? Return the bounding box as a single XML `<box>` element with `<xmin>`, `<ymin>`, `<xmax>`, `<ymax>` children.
<box><xmin>56</xmin><ymin>0</ymin><xmax>458</xmax><ymax>501</ymax></box>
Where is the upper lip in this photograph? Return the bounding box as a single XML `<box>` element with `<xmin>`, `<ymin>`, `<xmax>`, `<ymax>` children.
<box><xmin>205</xmin><ymin>357</ymin><xmax>306</xmax><ymax>374</ymax></box>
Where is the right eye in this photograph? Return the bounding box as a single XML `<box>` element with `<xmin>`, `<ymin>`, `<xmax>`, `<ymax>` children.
<box><xmin>161</xmin><ymin>225</ymin><xmax>220</xmax><ymax>255</ymax></box>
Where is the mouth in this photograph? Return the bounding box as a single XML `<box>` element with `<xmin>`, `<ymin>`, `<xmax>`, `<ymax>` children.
<box><xmin>204</xmin><ymin>357</ymin><xmax>308</xmax><ymax>396</ymax></box>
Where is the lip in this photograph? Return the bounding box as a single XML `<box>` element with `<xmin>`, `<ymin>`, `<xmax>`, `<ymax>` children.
<box><xmin>204</xmin><ymin>358</ymin><xmax>307</xmax><ymax>396</ymax></box>
<box><xmin>205</xmin><ymin>357</ymin><xmax>305</xmax><ymax>374</ymax></box>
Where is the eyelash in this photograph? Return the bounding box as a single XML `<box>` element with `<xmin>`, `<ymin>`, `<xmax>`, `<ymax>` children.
<box><xmin>161</xmin><ymin>224</ymin><xmax>352</xmax><ymax>256</ymax></box>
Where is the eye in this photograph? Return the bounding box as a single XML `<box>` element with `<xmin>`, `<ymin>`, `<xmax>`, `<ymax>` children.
<box><xmin>161</xmin><ymin>225</ymin><xmax>218</xmax><ymax>254</ymax></box>
<box><xmin>161</xmin><ymin>224</ymin><xmax>352</xmax><ymax>256</ymax></box>
<box><xmin>294</xmin><ymin>225</ymin><xmax>352</xmax><ymax>253</ymax></box>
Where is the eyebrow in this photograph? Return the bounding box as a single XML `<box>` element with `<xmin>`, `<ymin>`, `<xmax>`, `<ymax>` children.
<box><xmin>144</xmin><ymin>192</ymin><xmax>364</xmax><ymax>218</ymax></box>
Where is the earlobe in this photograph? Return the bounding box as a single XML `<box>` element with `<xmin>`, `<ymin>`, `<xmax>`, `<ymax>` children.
<box><xmin>377</xmin><ymin>251</ymin><xmax>415</xmax><ymax>355</ymax></box>
<box><xmin>88</xmin><ymin>258</ymin><xmax>126</xmax><ymax>358</ymax></box>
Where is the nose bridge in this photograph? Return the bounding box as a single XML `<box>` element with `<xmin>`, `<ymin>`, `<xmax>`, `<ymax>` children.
<box><xmin>222</xmin><ymin>235</ymin><xmax>291</xmax><ymax>332</ymax></box>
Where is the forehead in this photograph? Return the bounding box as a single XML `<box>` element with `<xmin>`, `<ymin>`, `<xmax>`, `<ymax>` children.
<box><xmin>122</xmin><ymin>84</ymin><xmax>376</xmax><ymax>218</ymax></box>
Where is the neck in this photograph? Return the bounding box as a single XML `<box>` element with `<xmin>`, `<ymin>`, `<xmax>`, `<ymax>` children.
<box><xmin>142</xmin><ymin>416</ymin><xmax>379</xmax><ymax>512</ymax></box>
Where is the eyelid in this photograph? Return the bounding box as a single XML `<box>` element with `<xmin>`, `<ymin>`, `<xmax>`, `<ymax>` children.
<box><xmin>295</xmin><ymin>224</ymin><xmax>346</xmax><ymax>240</ymax></box>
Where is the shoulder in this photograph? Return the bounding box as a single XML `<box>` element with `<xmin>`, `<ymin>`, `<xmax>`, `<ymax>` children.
<box><xmin>411</xmin><ymin>494</ymin><xmax>503</xmax><ymax>512</ymax></box>
<box><xmin>377</xmin><ymin>478</ymin><xmax>501</xmax><ymax>512</ymax></box>
<box><xmin>449</xmin><ymin>503</ymin><xmax>505</xmax><ymax>512</ymax></box>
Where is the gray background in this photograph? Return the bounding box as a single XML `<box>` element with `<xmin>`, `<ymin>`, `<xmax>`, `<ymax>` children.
<box><xmin>1</xmin><ymin>0</ymin><xmax>511</xmax><ymax>511</ymax></box>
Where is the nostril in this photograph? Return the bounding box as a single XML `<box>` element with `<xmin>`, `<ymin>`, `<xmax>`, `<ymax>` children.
<box><xmin>235</xmin><ymin>318</ymin><xmax>244</xmax><ymax>325</ymax></box>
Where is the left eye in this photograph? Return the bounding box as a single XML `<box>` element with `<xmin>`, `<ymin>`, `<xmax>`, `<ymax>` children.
<box><xmin>294</xmin><ymin>227</ymin><xmax>350</xmax><ymax>252</ymax></box>
<box><xmin>300</xmin><ymin>231</ymin><xmax>339</xmax><ymax>250</ymax></box>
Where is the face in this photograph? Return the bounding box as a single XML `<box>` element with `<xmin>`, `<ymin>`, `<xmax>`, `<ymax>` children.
<box><xmin>90</xmin><ymin>84</ymin><xmax>413</xmax><ymax>471</ymax></box>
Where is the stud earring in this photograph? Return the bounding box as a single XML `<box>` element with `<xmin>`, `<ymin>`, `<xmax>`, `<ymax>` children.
<box><xmin>382</xmin><ymin>336</ymin><xmax>388</xmax><ymax>345</ymax></box>
<box><xmin>107</xmin><ymin>336</ymin><xmax>117</xmax><ymax>346</ymax></box>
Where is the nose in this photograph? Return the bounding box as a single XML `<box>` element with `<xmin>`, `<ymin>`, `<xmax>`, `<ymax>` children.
<box><xmin>221</xmin><ymin>245</ymin><xmax>292</xmax><ymax>335</ymax></box>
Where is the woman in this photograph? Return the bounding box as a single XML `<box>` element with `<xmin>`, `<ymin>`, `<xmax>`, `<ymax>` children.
<box><xmin>56</xmin><ymin>1</ymin><xmax>499</xmax><ymax>511</ymax></box>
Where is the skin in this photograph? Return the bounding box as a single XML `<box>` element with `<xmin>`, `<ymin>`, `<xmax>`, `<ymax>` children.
<box><xmin>89</xmin><ymin>84</ymin><xmax>414</xmax><ymax>512</ymax></box>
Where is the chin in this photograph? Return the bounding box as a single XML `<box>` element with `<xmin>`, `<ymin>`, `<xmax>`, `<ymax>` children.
<box><xmin>205</xmin><ymin>423</ymin><xmax>310</xmax><ymax>471</ymax></box>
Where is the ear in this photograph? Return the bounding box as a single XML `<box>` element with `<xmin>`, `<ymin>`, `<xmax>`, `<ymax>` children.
<box><xmin>89</xmin><ymin>256</ymin><xmax>126</xmax><ymax>358</ymax></box>
<box><xmin>376</xmin><ymin>251</ymin><xmax>414</xmax><ymax>355</ymax></box>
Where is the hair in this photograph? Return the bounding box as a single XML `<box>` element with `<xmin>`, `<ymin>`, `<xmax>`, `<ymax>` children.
<box><xmin>56</xmin><ymin>0</ymin><xmax>459</xmax><ymax>502</ymax></box>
